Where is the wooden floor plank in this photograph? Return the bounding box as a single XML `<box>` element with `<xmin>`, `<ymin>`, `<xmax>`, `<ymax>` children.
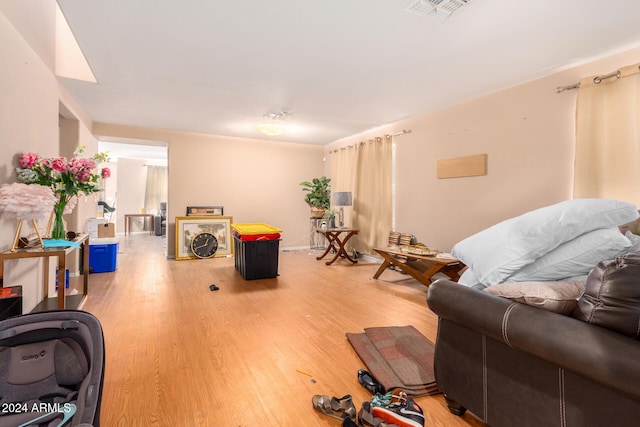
<box><xmin>83</xmin><ymin>234</ymin><xmax>485</xmax><ymax>426</ymax></box>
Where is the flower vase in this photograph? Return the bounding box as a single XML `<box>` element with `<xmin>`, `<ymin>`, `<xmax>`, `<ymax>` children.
<box><xmin>51</xmin><ymin>198</ymin><xmax>67</xmax><ymax>240</ymax></box>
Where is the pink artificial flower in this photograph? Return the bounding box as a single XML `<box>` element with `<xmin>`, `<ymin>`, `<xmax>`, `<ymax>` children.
<box><xmin>86</xmin><ymin>158</ymin><xmax>96</xmax><ymax>168</ymax></box>
<box><xmin>75</xmin><ymin>170</ymin><xmax>91</xmax><ymax>183</ymax></box>
<box><xmin>67</xmin><ymin>157</ymin><xmax>81</xmax><ymax>174</ymax></box>
<box><xmin>82</xmin><ymin>158</ymin><xmax>96</xmax><ymax>172</ymax></box>
<box><xmin>15</xmin><ymin>148</ymin><xmax>108</xmax><ymax>200</ymax></box>
<box><xmin>19</xmin><ymin>152</ymin><xmax>39</xmax><ymax>168</ymax></box>
<box><xmin>51</xmin><ymin>157</ymin><xmax>66</xmax><ymax>172</ymax></box>
<box><xmin>40</xmin><ymin>158</ymin><xmax>53</xmax><ymax>169</ymax></box>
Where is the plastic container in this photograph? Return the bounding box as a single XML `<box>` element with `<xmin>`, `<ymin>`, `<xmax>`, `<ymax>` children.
<box><xmin>231</xmin><ymin>223</ymin><xmax>282</xmax><ymax>235</ymax></box>
<box><xmin>55</xmin><ymin>268</ymin><xmax>70</xmax><ymax>290</ymax></box>
<box><xmin>89</xmin><ymin>240</ymin><xmax>119</xmax><ymax>273</ymax></box>
<box><xmin>233</xmin><ymin>236</ymin><xmax>280</xmax><ymax>280</ymax></box>
<box><xmin>233</xmin><ymin>231</ymin><xmax>281</xmax><ymax>241</ymax></box>
<box><xmin>232</xmin><ymin>223</ymin><xmax>282</xmax><ymax>242</ymax></box>
<box><xmin>0</xmin><ymin>286</ymin><xmax>22</xmax><ymax>321</ymax></box>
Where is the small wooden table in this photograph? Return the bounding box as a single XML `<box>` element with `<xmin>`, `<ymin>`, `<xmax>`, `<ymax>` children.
<box><xmin>0</xmin><ymin>234</ymin><xmax>90</xmax><ymax>311</ymax></box>
<box><xmin>373</xmin><ymin>247</ymin><xmax>465</xmax><ymax>286</ymax></box>
<box><xmin>124</xmin><ymin>214</ymin><xmax>154</xmax><ymax>236</ymax></box>
<box><xmin>316</xmin><ymin>228</ymin><xmax>359</xmax><ymax>265</ymax></box>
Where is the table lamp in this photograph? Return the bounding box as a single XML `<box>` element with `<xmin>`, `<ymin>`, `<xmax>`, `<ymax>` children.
<box><xmin>332</xmin><ymin>192</ymin><xmax>352</xmax><ymax>228</ymax></box>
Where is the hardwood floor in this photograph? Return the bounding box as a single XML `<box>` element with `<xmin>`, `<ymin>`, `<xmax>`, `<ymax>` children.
<box><xmin>83</xmin><ymin>234</ymin><xmax>485</xmax><ymax>426</ymax></box>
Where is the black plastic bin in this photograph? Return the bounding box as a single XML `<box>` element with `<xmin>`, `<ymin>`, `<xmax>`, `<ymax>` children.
<box><xmin>234</xmin><ymin>236</ymin><xmax>280</xmax><ymax>280</ymax></box>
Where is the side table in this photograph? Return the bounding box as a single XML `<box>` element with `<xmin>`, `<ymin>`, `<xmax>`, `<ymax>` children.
<box><xmin>124</xmin><ymin>213</ymin><xmax>155</xmax><ymax>236</ymax></box>
<box><xmin>316</xmin><ymin>228</ymin><xmax>359</xmax><ymax>265</ymax></box>
<box><xmin>0</xmin><ymin>234</ymin><xmax>90</xmax><ymax>311</ymax></box>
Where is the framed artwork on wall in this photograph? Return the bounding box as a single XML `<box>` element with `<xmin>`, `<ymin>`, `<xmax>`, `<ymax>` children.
<box><xmin>186</xmin><ymin>206</ymin><xmax>224</xmax><ymax>216</ymax></box>
<box><xmin>175</xmin><ymin>215</ymin><xmax>233</xmax><ymax>260</ymax></box>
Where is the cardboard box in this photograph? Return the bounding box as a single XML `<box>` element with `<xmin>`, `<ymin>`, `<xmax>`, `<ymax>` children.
<box><xmin>98</xmin><ymin>223</ymin><xmax>115</xmax><ymax>238</ymax></box>
<box><xmin>87</xmin><ymin>218</ymin><xmax>107</xmax><ymax>238</ymax></box>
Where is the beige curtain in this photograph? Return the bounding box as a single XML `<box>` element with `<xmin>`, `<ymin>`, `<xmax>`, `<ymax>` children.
<box><xmin>574</xmin><ymin>63</ymin><xmax>640</xmax><ymax>205</ymax></box>
<box><xmin>331</xmin><ymin>135</ymin><xmax>393</xmax><ymax>254</ymax></box>
<box><xmin>144</xmin><ymin>166</ymin><xmax>168</xmax><ymax>215</ymax></box>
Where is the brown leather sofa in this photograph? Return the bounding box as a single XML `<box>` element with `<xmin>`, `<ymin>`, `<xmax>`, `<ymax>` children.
<box><xmin>427</xmin><ymin>279</ymin><xmax>640</xmax><ymax>426</ymax></box>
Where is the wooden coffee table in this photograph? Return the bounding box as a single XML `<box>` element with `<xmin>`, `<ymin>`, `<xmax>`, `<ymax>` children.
<box><xmin>373</xmin><ymin>247</ymin><xmax>465</xmax><ymax>286</ymax></box>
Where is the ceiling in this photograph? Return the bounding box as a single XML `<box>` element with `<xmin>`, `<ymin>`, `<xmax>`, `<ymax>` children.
<box><xmin>97</xmin><ymin>139</ymin><xmax>168</xmax><ymax>166</ymax></box>
<box><xmin>55</xmin><ymin>0</ymin><xmax>640</xmax><ymax>145</ymax></box>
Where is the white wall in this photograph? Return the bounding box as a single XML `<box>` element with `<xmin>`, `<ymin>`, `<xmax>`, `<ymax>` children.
<box><xmin>92</xmin><ymin>123</ymin><xmax>325</xmax><ymax>257</ymax></box>
<box><xmin>0</xmin><ymin>7</ymin><xmax>59</xmax><ymax>311</ymax></box>
<box><xmin>115</xmin><ymin>158</ymin><xmax>148</xmax><ymax>233</ymax></box>
<box><xmin>0</xmin><ymin>6</ymin><xmax>97</xmax><ymax>311</ymax></box>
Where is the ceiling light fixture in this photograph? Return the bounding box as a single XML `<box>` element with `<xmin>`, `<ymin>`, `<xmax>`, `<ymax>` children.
<box><xmin>256</xmin><ymin>123</ymin><xmax>286</xmax><ymax>136</ymax></box>
<box><xmin>404</xmin><ymin>0</ymin><xmax>471</xmax><ymax>22</ymax></box>
<box><xmin>256</xmin><ymin>110</ymin><xmax>292</xmax><ymax>136</ymax></box>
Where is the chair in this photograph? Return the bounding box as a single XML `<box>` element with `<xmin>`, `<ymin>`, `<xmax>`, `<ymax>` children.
<box><xmin>154</xmin><ymin>202</ymin><xmax>167</xmax><ymax>236</ymax></box>
<box><xmin>98</xmin><ymin>201</ymin><xmax>116</xmax><ymax>222</ymax></box>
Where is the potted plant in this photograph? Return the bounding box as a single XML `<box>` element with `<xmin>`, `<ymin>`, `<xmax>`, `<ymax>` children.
<box><xmin>323</xmin><ymin>209</ymin><xmax>336</xmax><ymax>228</ymax></box>
<box><xmin>300</xmin><ymin>176</ymin><xmax>331</xmax><ymax>218</ymax></box>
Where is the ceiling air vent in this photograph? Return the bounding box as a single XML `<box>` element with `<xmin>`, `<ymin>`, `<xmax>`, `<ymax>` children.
<box><xmin>404</xmin><ymin>0</ymin><xmax>471</xmax><ymax>22</ymax></box>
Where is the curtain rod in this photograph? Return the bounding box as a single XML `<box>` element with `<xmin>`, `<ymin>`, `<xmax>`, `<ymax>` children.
<box><xmin>555</xmin><ymin>70</ymin><xmax>622</xmax><ymax>93</ymax></box>
<box><xmin>393</xmin><ymin>129</ymin><xmax>412</xmax><ymax>137</ymax></box>
<box><xmin>328</xmin><ymin>129</ymin><xmax>412</xmax><ymax>154</ymax></box>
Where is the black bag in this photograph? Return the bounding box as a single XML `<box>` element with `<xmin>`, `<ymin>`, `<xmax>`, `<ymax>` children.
<box><xmin>572</xmin><ymin>253</ymin><xmax>640</xmax><ymax>338</ymax></box>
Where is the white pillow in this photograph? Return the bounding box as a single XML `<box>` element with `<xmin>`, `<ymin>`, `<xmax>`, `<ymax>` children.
<box><xmin>484</xmin><ymin>280</ymin><xmax>585</xmax><ymax>315</ymax></box>
<box><xmin>624</xmin><ymin>231</ymin><xmax>640</xmax><ymax>254</ymax></box>
<box><xmin>451</xmin><ymin>199</ymin><xmax>639</xmax><ymax>286</ymax></box>
<box><xmin>507</xmin><ymin>228</ymin><xmax>631</xmax><ymax>282</ymax></box>
<box><xmin>457</xmin><ymin>268</ymin><xmax>481</xmax><ymax>287</ymax></box>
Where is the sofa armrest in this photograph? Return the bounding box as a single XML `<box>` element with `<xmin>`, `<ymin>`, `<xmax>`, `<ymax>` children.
<box><xmin>427</xmin><ymin>279</ymin><xmax>640</xmax><ymax>402</ymax></box>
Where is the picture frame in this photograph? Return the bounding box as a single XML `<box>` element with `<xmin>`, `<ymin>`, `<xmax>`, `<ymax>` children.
<box><xmin>186</xmin><ymin>206</ymin><xmax>224</xmax><ymax>216</ymax></box>
<box><xmin>175</xmin><ymin>215</ymin><xmax>233</xmax><ymax>260</ymax></box>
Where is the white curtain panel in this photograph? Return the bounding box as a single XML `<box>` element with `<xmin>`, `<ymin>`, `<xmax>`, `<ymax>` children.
<box><xmin>144</xmin><ymin>166</ymin><xmax>168</xmax><ymax>215</ymax></box>
<box><xmin>574</xmin><ymin>63</ymin><xmax>640</xmax><ymax>205</ymax></box>
<box><xmin>331</xmin><ymin>135</ymin><xmax>392</xmax><ymax>254</ymax></box>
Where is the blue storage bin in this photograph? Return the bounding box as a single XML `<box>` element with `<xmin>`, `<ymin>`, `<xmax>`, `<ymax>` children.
<box><xmin>55</xmin><ymin>268</ymin><xmax>69</xmax><ymax>290</ymax></box>
<box><xmin>89</xmin><ymin>241</ymin><xmax>119</xmax><ymax>273</ymax></box>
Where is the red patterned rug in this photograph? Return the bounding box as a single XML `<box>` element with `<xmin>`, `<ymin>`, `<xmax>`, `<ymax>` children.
<box><xmin>346</xmin><ymin>325</ymin><xmax>440</xmax><ymax>396</ymax></box>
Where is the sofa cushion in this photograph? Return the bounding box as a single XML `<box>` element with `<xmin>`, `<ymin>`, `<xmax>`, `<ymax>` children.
<box><xmin>571</xmin><ymin>254</ymin><xmax>640</xmax><ymax>338</ymax></box>
<box><xmin>484</xmin><ymin>280</ymin><xmax>585</xmax><ymax>315</ymax></box>
<box><xmin>451</xmin><ymin>199</ymin><xmax>639</xmax><ymax>286</ymax></box>
<box><xmin>506</xmin><ymin>227</ymin><xmax>631</xmax><ymax>282</ymax></box>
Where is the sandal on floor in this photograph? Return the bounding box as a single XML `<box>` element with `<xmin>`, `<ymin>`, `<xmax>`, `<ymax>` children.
<box><xmin>358</xmin><ymin>369</ymin><xmax>386</xmax><ymax>395</ymax></box>
<box><xmin>342</xmin><ymin>417</ymin><xmax>358</xmax><ymax>427</ymax></box>
<box><xmin>311</xmin><ymin>394</ymin><xmax>357</xmax><ymax>421</ymax></box>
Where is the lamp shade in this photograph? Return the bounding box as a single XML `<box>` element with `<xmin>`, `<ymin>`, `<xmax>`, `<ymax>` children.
<box><xmin>332</xmin><ymin>192</ymin><xmax>352</xmax><ymax>207</ymax></box>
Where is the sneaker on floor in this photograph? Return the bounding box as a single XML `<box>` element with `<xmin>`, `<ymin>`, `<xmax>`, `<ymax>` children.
<box><xmin>357</xmin><ymin>369</ymin><xmax>385</xmax><ymax>395</ymax></box>
<box><xmin>370</xmin><ymin>393</ymin><xmax>424</xmax><ymax>427</ymax></box>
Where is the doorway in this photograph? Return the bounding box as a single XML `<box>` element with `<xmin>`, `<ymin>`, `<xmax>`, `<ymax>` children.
<box><xmin>97</xmin><ymin>139</ymin><xmax>168</xmax><ymax>240</ymax></box>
